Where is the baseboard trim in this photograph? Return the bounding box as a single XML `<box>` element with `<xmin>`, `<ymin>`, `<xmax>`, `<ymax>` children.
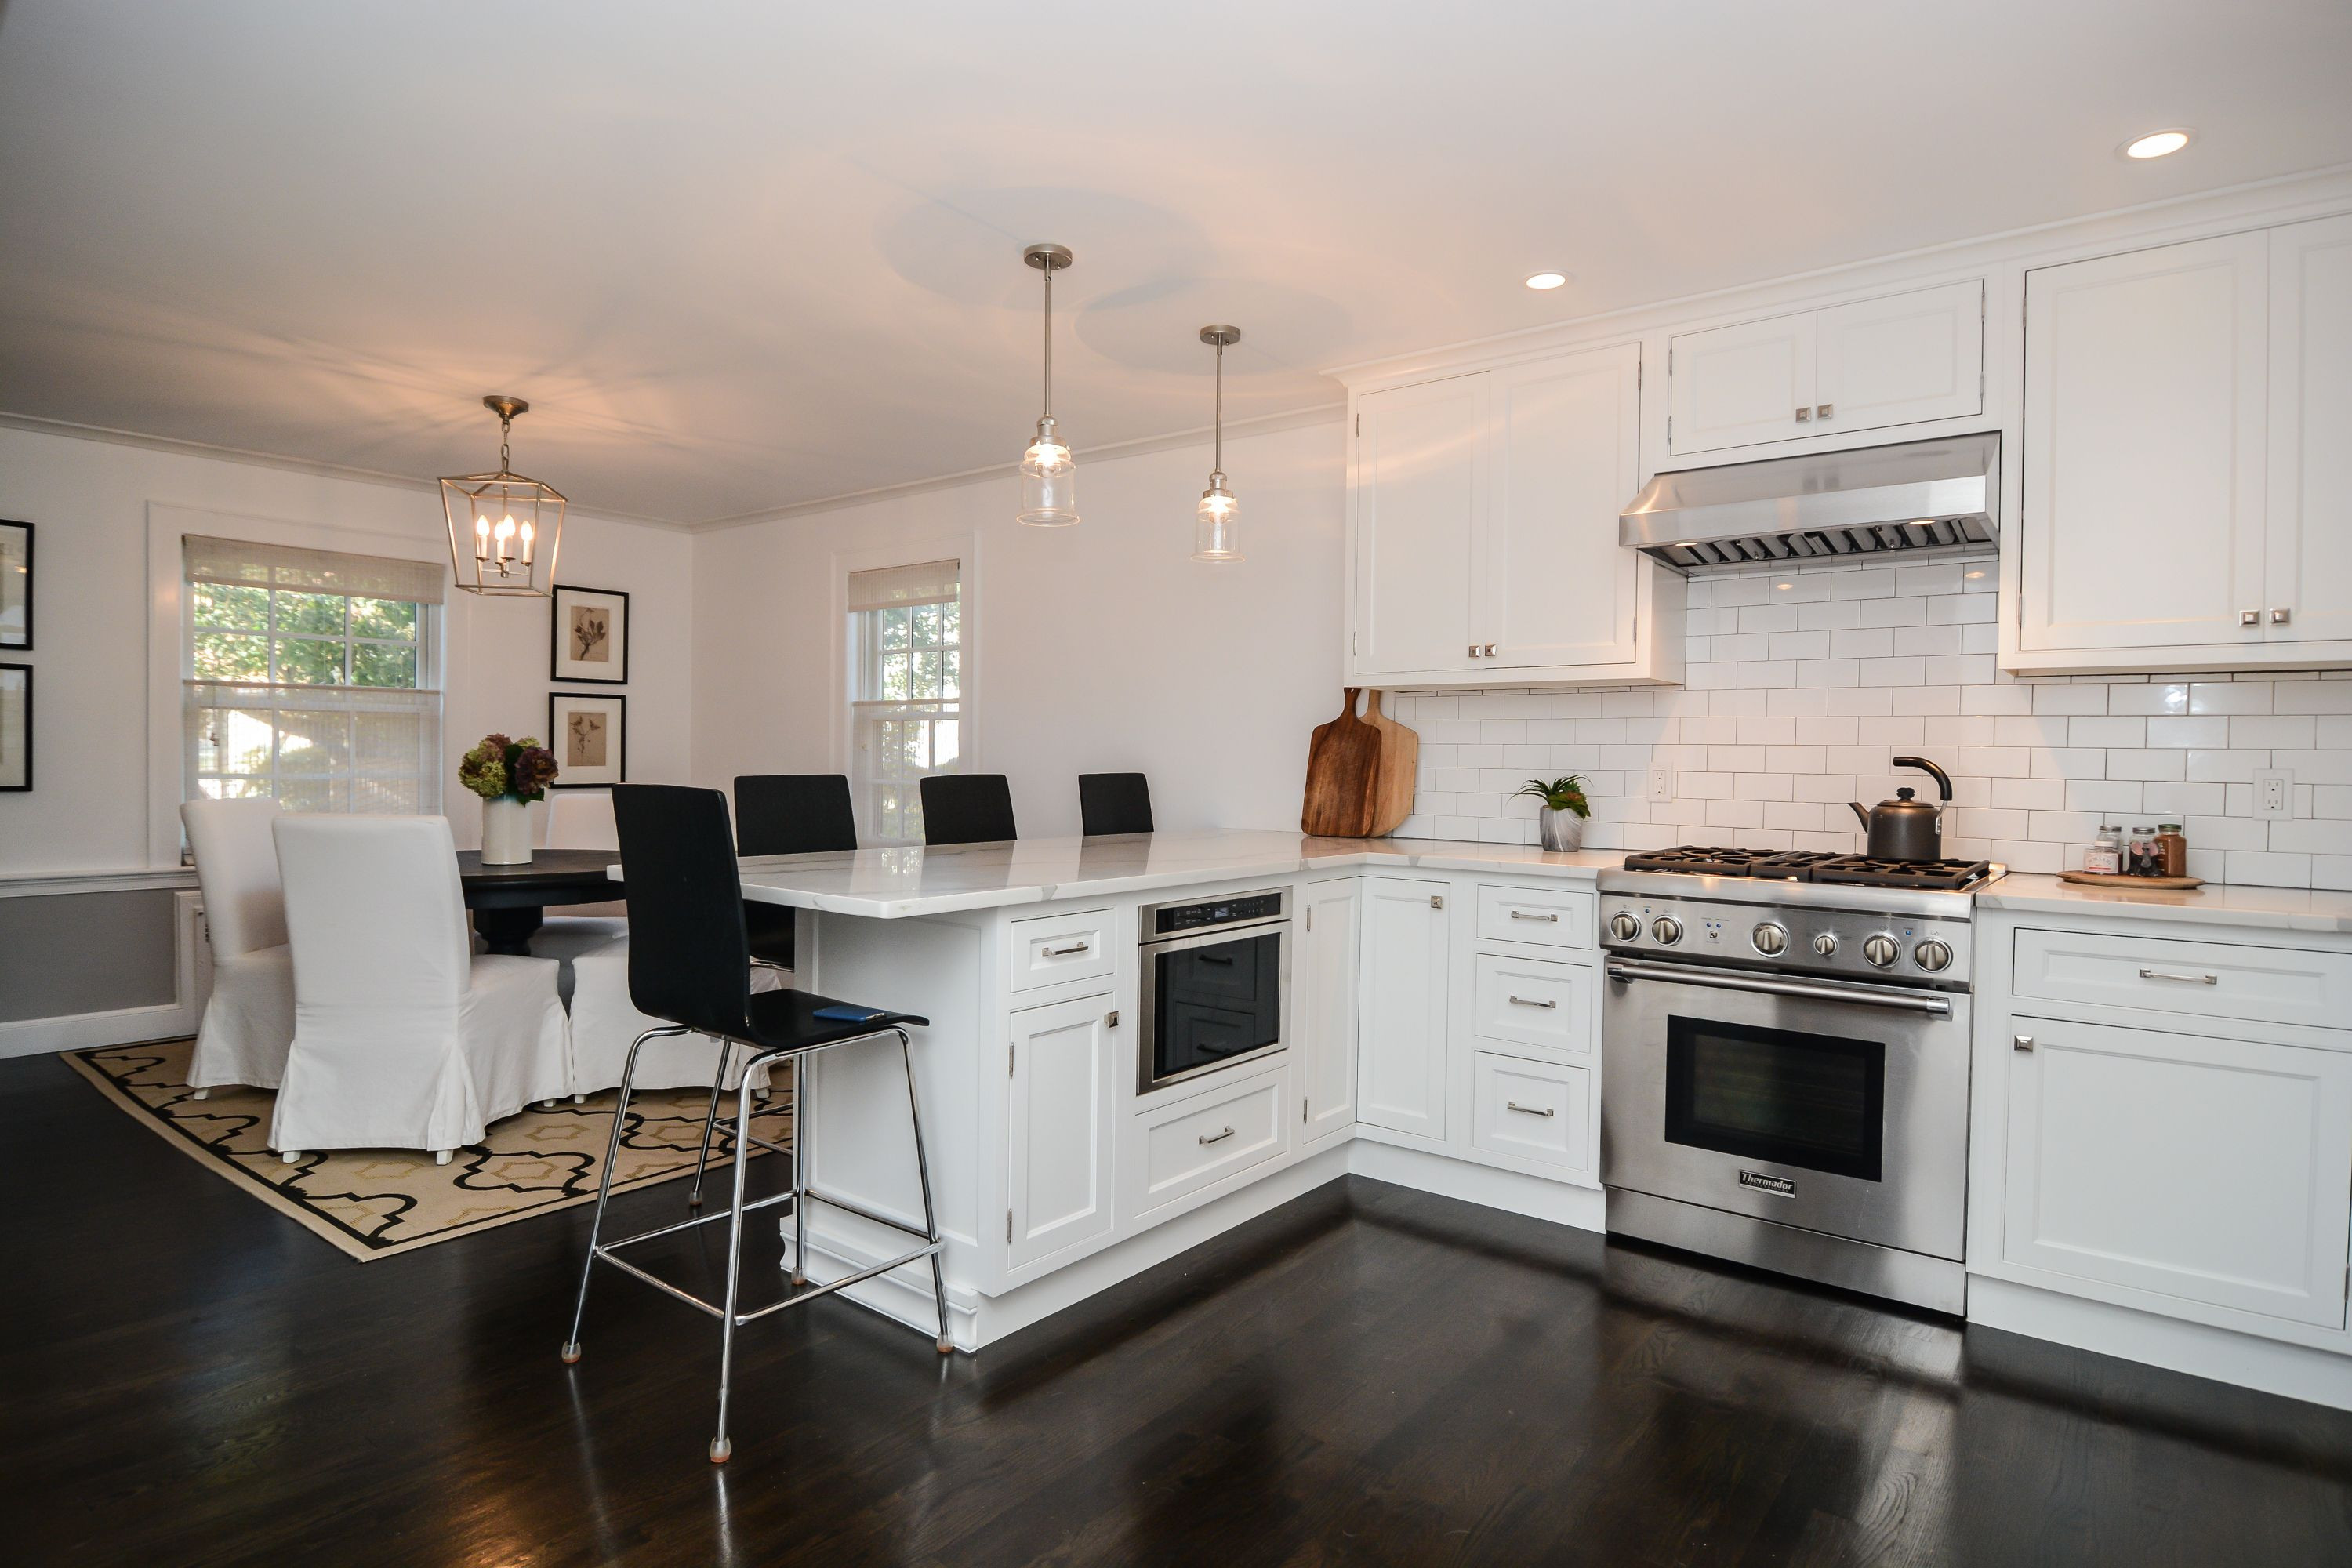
<box><xmin>1347</xmin><ymin>1140</ymin><xmax>1606</xmax><ymax>1232</ymax></box>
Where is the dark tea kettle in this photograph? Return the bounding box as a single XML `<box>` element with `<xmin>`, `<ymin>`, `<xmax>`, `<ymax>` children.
<box><xmin>1849</xmin><ymin>756</ymin><xmax>1954</xmax><ymax>862</ymax></box>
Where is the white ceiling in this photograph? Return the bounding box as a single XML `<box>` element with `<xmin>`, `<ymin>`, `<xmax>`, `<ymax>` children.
<box><xmin>3</xmin><ymin>1</ymin><xmax>2349</xmax><ymax>526</ymax></box>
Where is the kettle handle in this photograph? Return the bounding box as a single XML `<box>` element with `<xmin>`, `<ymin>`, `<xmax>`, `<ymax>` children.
<box><xmin>1893</xmin><ymin>755</ymin><xmax>1953</xmax><ymax>803</ymax></box>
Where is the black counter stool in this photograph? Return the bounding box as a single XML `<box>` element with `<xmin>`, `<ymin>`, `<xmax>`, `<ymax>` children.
<box><xmin>1078</xmin><ymin>772</ymin><xmax>1153</xmax><ymax>836</ymax></box>
<box><xmin>920</xmin><ymin>773</ymin><xmax>1016</xmax><ymax>845</ymax></box>
<box><xmin>564</xmin><ymin>784</ymin><xmax>950</xmax><ymax>1465</ymax></box>
<box><xmin>732</xmin><ymin>773</ymin><xmax>858</xmax><ymax>972</ymax></box>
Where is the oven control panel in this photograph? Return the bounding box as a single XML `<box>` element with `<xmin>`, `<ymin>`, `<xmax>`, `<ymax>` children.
<box><xmin>1150</xmin><ymin>888</ymin><xmax>1288</xmax><ymax>935</ymax></box>
<box><xmin>1597</xmin><ymin>892</ymin><xmax>1973</xmax><ymax>988</ymax></box>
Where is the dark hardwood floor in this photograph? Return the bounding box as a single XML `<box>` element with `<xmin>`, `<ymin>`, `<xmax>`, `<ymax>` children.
<box><xmin>9</xmin><ymin>1048</ymin><xmax>2352</xmax><ymax>1566</ymax></box>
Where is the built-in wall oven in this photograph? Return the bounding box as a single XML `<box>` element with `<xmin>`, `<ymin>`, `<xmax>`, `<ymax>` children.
<box><xmin>1138</xmin><ymin>888</ymin><xmax>1290</xmax><ymax>1094</ymax></box>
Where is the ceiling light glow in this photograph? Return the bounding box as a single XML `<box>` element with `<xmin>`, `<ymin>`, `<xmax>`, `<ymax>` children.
<box><xmin>1524</xmin><ymin>271</ymin><xmax>1569</xmax><ymax>290</ymax></box>
<box><xmin>2124</xmin><ymin>129</ymin><xmax>2191</xmax><ymax>159</ymax></box>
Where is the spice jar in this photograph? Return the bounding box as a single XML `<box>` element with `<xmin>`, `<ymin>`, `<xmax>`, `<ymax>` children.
<box><xmin>2085</xmin><ymin>825</ymin><xmax>2123</xmax><ymax>875</ymax></box>
<box><xmin>2155</xmin><ymin>822</ymin><xmax>2187</xmax><ymax>879</ymax></box>
<box><xmin>2128</xmin><ymin>826</ymin><xmax>2158</xmax><ymax>877</ymax></box>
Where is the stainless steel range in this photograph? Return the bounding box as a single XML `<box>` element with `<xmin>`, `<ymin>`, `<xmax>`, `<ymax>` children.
<box><xmin>1599</xmin><ymin>847</ymin><xmax>2000</xmax><ymax>1314</ymax></box>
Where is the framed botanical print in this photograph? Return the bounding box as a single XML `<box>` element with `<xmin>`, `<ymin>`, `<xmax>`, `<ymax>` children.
<box><xmin>0</xmin><ymin>521</ymin><xmax>30</xmax><ymax>650</ymax></box>
<box><xmin>0</xmin><ymin>663</ymin><xmax>28</xmax><ymax>790</ymax></box>
<box><xmin>550</xmin><ymin>691</ymin><xmax>625</xmax><ymax>788</ymax></box>
<box><xmin>550</xmin><ymin>583</ymin><xmax>628</xmax><ymax>684</ymax></box>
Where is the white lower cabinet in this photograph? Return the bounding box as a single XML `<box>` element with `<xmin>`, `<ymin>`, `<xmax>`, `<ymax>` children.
<box><xmin>1469</xmin><ymin>1051</ymin><xmax>1592</xmax><ymax>1172</ymax></box>
<box><xmin>1469</xmin><ymin>952</ymin><xmax>1592</xmax><ymax>1055</ymax></box>
<box><xmin>1005</xmin><ymin>994</ymin><xmax>1116</xmax><ymax>1271</ymax></box>
<box><xmin>1126</xmin><ymin>1062</ymin><xmax>1290</xmax><ymax>1220</ymax></box>
<box><xmin>1294</xmin><ymin>879</ymin><xmax>1363</xmax><ymax>1144</ymax></box>
<box><xmin>1998</xmin><ymin>1013</ymin><xmax>2352</xmax><ymax>1329</ymax></box>
<box><xmin>1357</xmin><ymin>877</ymin><xmax>1450</xmax><ymax>1138</ymax></box>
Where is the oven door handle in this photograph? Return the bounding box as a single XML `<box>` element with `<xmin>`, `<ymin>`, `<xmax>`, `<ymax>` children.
<box><xmin>1605</xmin><ymin>957</ymin><xmax>1955</xmax><ymax>1018</ymax></box>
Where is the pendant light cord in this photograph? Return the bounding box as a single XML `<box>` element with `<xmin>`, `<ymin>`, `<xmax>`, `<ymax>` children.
<box><xmin>499</xmin><ymin>414</ymin><xmax>513</xmax><ymax>474</ymax></box>
<box><xmin>1040</xmin><ymin>263</ymin><xmax>1054</xmax><ymax>423</ymax></box>
<box><xmin>1213</xmin><ymin>338</ymin><xmax>1224</xmax><ymax>474</ymax></box>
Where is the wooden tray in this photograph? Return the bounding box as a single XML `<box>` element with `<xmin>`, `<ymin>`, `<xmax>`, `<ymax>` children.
<box><xmin>2057</xmin><ymin>869</ymin><xmax>2204</xmax><ymax>890</ymax></box>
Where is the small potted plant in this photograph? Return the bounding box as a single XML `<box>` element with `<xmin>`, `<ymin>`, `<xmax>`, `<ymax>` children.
<box><xmin>1514</xmin><ymin>774</ymin><xmax>1592</xmax><ymax>852</ymax></box>
<box><xmin>459</xmin><ymin>731</ymin><xmax>559</xmax><ymax>864</ymax></box>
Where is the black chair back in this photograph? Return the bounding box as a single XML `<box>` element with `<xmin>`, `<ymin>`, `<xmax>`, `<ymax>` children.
<box><xmin>1078</xmin><ymin>772</ymin><xmax>1154</xmax><ymax>835</ymax></box>
<box><xmin>612</xmin><ymin>784</ymin><xmax>756</xmax><ymax>1040</ymax></box>
<box><xmin>920</xmin><ymin>774</ymin><xmax>1016</xmax><ymax>846</ymax></box>
<box><xmin>734</xmin><ymin>774</ymin><xmax>858</xmax><ymax>856</ymax></box>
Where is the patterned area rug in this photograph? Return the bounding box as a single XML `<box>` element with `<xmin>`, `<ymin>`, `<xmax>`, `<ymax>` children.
<box><xmin>64</xmin><ymin>1038</ymin><xmax>793</xmax><ymax>1262</ymax></box>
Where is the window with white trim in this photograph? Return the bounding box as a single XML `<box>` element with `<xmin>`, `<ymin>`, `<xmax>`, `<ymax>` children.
<box><xmin>183</xmin><ymin>534</ymin><xmax>445</xmax><ymax>815</ymax></box>
<box><xmin>847</xmin><ymin>558</ymin><xmax>963</xmax><ymax>844</ymax></box>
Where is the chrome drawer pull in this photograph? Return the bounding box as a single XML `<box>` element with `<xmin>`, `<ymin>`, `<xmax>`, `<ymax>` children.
<box><xmin>1199</xmin><ymin>1125</ymin><xmax>1236</xmax><ymax>1145</ymax></box>
<box><xmin>1507</xmin><ymin>994</ymin><xmax>1559</xmax><ymax>1009</ymax></box>
<box><xmin>1040</xmin><ymin>941</ymin><xmax>1091</xmax><ymax>957</ymax></box>
<box><xmin>1508</xmin><ymin>910</ymin><xmax>1561</xmax><ymax>923</ymax></box>
<box><xmin>1506</xmin><ymin>1101</ymin><xmax>1555</xmax><ymax>1117</ymax></box>
<box><xmin>2137</xmin><ymin>967</ymin><xmax>2217</xmax><ymax>985</ymax></box>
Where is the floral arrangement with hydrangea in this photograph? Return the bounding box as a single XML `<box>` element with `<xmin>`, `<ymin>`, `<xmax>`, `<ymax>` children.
<box><xmin>459</xmin><ymin>731</ymin><xmax>560</xmax><ymax>803</ymax></box>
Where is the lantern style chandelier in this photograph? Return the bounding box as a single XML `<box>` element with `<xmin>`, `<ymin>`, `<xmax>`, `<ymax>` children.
<box><xmin>1015</xmin><ymin>242</ymin><xmax>1080</xmax><ymax>527</ymax></box>
<box><xmin>441</xmin><ymin>395</ymin><xmax>564</xmax><ymax>596</ymax></box>
<box><xmin>1192</xmin><ymin>325</ymin><xmax>1242</xmax><ymax>562</ymax></box>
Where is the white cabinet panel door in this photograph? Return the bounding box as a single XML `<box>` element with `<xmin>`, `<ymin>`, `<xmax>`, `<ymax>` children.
<box><xmin>2021</xmin><ymin>231</ymin><xmax>2270</xmax><ymax>652</ymax></box>
<box><xmin>1356</xmin><ymin>877</ymin><xmax>1450</xmax><ymax>1139</ymax></box>
<box><xmin>1354</xmin><ymin>375</ymin><xmax>1484</xmax><ymax>676</ymax></box>
<box><xmin>1482</xmin><ymin>343</ymin><xmax>1643</xmax><ymax>670</ymax></box>
<box><xmin>2002</xmin><ymin>1014</ymin><xmax>2352</xmax><ymax>1329</ymax></box>
<box><xmin>2267</xmin><ymin>213</ymin><xmax>2352</xmax><ymax>646</ymax></box>
<box><xmin>1813</xmin><ymin>280</ymin><xmax>1984</xmax><ymax>435</ymax></box>
<box><xmin>1294</xmin><ymin>880</ymin><xmax>1363</xmax><ymax>1143</ymax></box>
<box><xmin>1669</xmin><ymin>311</ymin><xmax>1815</xmax><ymax>455</ymax></box>
<box><xmin>1006</xmin><ymin>995</ymin><xmax>1116</xmax><ymax>1270</ymax></box>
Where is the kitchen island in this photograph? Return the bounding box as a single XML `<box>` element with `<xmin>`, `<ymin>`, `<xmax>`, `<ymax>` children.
<box><xmin>669</xmin><ymin>829</ymin><xmax>1617</xmax><ymax>1350</ymax></box>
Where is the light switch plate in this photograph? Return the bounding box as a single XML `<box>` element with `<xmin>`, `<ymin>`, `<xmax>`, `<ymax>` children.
<box><xmin>1647</xmin><ymin>765</ymin><xmax>1675</xmax><ymax>804</ymax></box>
<box><xmin>2253</xmin><ymin>768</ymin><xmax>2292</xmax><ymax>821</ymax></box>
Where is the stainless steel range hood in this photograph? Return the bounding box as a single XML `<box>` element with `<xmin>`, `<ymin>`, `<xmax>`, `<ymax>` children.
<box><xmin>1620</xmin><ymin>434</ymin><xmax>1998</xmax><ymax>570</ymax></box>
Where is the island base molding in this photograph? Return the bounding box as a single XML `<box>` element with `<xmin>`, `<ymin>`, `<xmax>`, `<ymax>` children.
<box><xmin>1967</xmin><ymin>1276</ymin><xmax>2352</xmax><ymax>1413</ymax></box>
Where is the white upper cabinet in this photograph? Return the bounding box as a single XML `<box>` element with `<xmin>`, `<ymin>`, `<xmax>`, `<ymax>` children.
<box><xmin>1668</xmin><ymin>280</ymin><xmax>1983</xmax><ymax>456</ymax></box>
<box><xmin>1347</xmin><ymin>342</ymin><xmax>1681</xmax><ymax>688</ymax></box>
<box><xmin>2014</xmin><ymin>218</ymin><xmax>2352</xmax><ymax>672</ymax></box>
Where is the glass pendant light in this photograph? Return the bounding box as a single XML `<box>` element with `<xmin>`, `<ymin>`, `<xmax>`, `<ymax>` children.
<box><xmin>1016</xmin><ymin>242</ymin><xmax>1079</xmax><ymax>527</ymax></box>
<box><xmin>440</xmin><ymin>395</ymin><xmax>564</xmax><ymax>597</ymax></box>
<box><xmin>1193</xmin><ymin>325</ymin><xmax>1242</xmax><ymax>561</ymax></box>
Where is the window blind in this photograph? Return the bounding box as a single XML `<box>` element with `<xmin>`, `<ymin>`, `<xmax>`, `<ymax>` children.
<box><xmin>846</xmin><ymin>558</ymin><xmax>959</xmax><ymax>612</ymax></box>
<box><xmin>183</xmin><ymin>534</ymin><xmax>446</xmax><ymax>604</ymax></box>
<box><xmin>185</xmin><ymin>681</ymin><xmax>445</xmax><ymax>815</ymax></box>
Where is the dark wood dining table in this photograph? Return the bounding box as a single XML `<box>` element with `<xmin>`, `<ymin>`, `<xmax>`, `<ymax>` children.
<box><xmin>456</xmin><ymin>849</ymin><xmax>624</xmax><ymax>956</ymax></box>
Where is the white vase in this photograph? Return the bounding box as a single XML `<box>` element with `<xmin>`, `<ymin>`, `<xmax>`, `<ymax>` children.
<box><xmin>1537</xmin><ymin>806</ymin><xmax>1585</xmax><ymax>853</ymax></box>
<box><xmin>481</xmin><ymin>795</ymin><xmax>533</xmax><ymax>865</ymax></box>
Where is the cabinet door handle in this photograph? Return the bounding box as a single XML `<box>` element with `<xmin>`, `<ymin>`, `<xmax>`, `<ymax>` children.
<box><xmin>1507</xmin><ymin>994</ymin><xmax>1558</xmax><ymax>1009</ymax></box>
<box><xmin>1508</xmin><ymin>909</ymin><xmax>1561</xmax><ymax>923</ymax></box>
<box><xmin>1040</xmin><ymin>941</ymin><xmax>1091</xmax><ymax>957</ymax></box>
<box><xmin>2012</xmin><ymin>1034</ymin><xmax>2034</xmax><ymax>1052</ymax></box>
<box><xmin>1199</xmin><ymin>1125</ymin><xmax>1236</xmax><ymax>1145</ymax></box>
<box><xmin>1795</xmin><ymin>406</ymin><xmax>1811</xmax><ymax>423</ymax></box>
<box><xmin>1483</xmin><ymin>643</ymin><xmax>1497</xmax><ymax>657</ymax></box>
<box><xmin>1468</xmin><ymin>643</ymin><xmax>1483</xmax><ymax>658</ymax></box>
<box><xmin>1430</xmin><ymin>895</ymin><xmax>1445</xmax><ymax>909</ymax></box>
<box><xmin>1506</xmin><ymin>1101</ymin><xmax>1556</xmax><ymax>1117</ymax></box>
<box><xmin>2242</xmin><ymin>609</ymin><xmax>2260</xmax><ymax>626</ymax></box>
<box><xmin>2138</xmin><ymin>967</ymin><xmax>2218</xmax><ymax>985</ymax></box>
<box><xmin>2272</xmin><ymin>608</ymin><xmax>2292</xmax><ymax>625</ymax></box>
<box><xmin>1816</xmin><ymin>402</ymin><xmax>1833</xmax><ymax>419</ymax></box>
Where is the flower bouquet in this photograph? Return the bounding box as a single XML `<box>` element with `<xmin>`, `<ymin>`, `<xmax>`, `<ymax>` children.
<box><xmin>460</xmin><ymin>731</ymin><xmax>559</xmax><ymax>864</ymax></box>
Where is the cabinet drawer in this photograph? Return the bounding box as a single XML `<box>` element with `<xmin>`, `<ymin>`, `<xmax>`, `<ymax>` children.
<box><xmin>1471</xmin><ymin>953</ymin><xmax>1592</xmax><ymax>1054</ymax></box>
<box><xmin>1133</xmin><ymin>1065</ymin><xmax>1287</xmax><ymax>1215</ymax></box>
<box><xmin>1475</xmin><ymin>883</ymin><xmax>1592</xmax><ymax>949</ymax></box>
<box><xmin>1469</xmin><ymin>1051</ymin><xmax>1592</xmax><ymax>1171</ymax></box>
<box><xmin>1008</xmin><ymin>907</ymin><xmax>1116</xmax><ymax>993</ymax></box>
<box><xmin>2012</xmin><ymin>927</ymin><xmax>2352</xmax><ymax>1033</ymax></box>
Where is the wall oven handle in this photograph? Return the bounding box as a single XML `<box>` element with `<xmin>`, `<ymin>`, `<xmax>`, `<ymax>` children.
<box><xmin>1605</xmin><ymin>957</ymin><xmax>1955</xmax><ymax>1017</ymax></box>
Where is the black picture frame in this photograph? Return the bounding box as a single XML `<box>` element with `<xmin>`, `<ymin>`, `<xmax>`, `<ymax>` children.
<box><xmin>549</xmin><ymin>583</ymin><xmax>629</xmax><ymax>685</ymax></box>
<box><xmin>547</xmin><ymin>691</ymin><xmax>626</xmax><ymax>788</ymax></box>
<box><xmin>0</xmin><ymin>521</ymin><xmax>31</xmax><ymax>652</ymax></box>
<box><xmin>0</xmin><ymin>662</ymin><xmax>29</xmax><ymax>792</ymax></box>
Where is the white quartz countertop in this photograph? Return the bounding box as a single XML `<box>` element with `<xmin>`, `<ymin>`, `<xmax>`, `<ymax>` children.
<box><xmin>645</xmin><ymin>829</ymin><xmax>1619</xmax><ymax>920</ymax></box>
<box><xmin>1977</xmin><ymin>873</ymin><xmax>2352</xmax><ymax>935</ymax></box>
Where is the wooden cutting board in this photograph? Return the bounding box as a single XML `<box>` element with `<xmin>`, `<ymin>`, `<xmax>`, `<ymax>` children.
<box><xmin>1301</xmin><ymin>688</ymin><xmax>1382</xmax><ymax>837</ymax></box>
<box><xmin>1360</xmin><ymin>690</ymin><xmax>1419</xmax><ymax>837</ymax></box>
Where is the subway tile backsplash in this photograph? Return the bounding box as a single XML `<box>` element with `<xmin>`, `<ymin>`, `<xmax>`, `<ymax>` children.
<box><xmin>1386</xmin><ymin>551</ymin><xmax>2352</xmax><ymax>890</ymax></box>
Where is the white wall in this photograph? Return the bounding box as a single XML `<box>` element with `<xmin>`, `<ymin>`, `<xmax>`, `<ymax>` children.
<box><xmin>692</xmin><ymin>418</ymin><xmax>1346</xmax><ymax>837</ymax></box>
<box><xmin>0</xmin><ymin>423</ymin><xmax>696</xmax><ymax>874</ymax></box>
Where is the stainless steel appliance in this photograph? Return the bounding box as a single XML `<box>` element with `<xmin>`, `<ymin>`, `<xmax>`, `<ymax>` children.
<box><xmin>1599</xmin><ymin>848</ymin><xmax>1998</xmax><ymax>1313</ymax></box>
<box><xmin>1848</xmin><ymin>755</ymin><xmax>1955</xmax><ymax>860</ymax></box>
<box><xmin>1138</xmin><ymin>888</ymin><xmax>1290</xmax><ymax>1094</ymax></box>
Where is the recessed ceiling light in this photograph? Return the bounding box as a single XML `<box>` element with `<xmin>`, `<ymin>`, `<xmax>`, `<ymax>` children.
<box><xmin>1524</xmin><ymin>271</ymin><xmax>1569</xmax><ymax>290</ymax></box>
<box><xmin>2124</xmin><ymin>129</ymin><xmax>2191</xmax><ymax>160</ymax></box>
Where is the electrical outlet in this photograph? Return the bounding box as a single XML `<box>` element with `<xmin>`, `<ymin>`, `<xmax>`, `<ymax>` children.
<box><xmin>2253</xmin><ymin>768</ymin><xmax>2293</xmax><ymax>821</ymax></box>
<box><xmin>1647</xmin><ymin>765</ymin><xmax>1675</xmax><ymax>804</ymax></box>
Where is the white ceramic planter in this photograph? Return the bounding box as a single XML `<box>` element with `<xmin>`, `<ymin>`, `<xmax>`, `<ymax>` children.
<box><xmin>481</xmin><ymin>795</ymin><xmax>533</xmax><ymax>865</ymax></box>
<box><xmin>1537</xmin><ymin>807</ymin><xmax>1585</xmax><ymax>853</ymax></box>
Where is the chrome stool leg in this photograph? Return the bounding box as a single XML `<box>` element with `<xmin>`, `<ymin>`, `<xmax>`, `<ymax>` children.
<box><xmin>563</xmin><ymin>1025</ymin><xmax>686</xmax><ymax>1363</ymax></box>
<box><xmin>712</xmin><ymin>1047</ymin><xmax>785</xmax><ymax>1465</ymax></box>
<box><xmin>789</xmin><ymin>1054</ymin><xmax>811</xmax><ymax>1287</ymax></box>
<box><xmin>687</xmin><ymin>1036</ymin><xmax>729</xmax><ymax>1209</ymax></box>
<box><xmin>897</xmin><ymin>1029</ymin><xmax>953</xmax><ymax>1355</ymax></box>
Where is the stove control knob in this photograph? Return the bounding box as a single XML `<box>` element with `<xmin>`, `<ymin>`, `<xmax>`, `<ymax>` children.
<box><xmin>1751</xmin><ymin>922</ymin><xmax>1788</xmax><ymax>956</ymax></box>
<box><xmin>1914</xmin><ymin>938</ymin><xmax>1954</xmax><ymax>973</ymax></box>
<box><xmin>1651</xmin><ymin>916</ymin><xmax>1684</xmax><ymax>946</ymax></box>
<box><xmin>1862</xmin><ymin>934</ymin><xmax>1900</xmax><ymax>969</ymax></box>
<box><xmin>1608</xmin><ymin>912</ymin><xmax>1642</xmax><ymax>943</ymax></box>
<box><xmin>1811</xmin><ymin>932</ymin><xmax>1838</xmax><ymax>958</ymax></box>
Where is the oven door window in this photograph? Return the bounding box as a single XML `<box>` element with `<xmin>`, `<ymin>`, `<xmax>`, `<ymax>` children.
<box><xmin>1152</xmin><ymin>932</ymin><xmax>1281</xmax><ymax>1082</ymax></box>
<box><xmin>1663</xmin><ymin>1016</ymin><xmax>1885</xmax><ymax>1182</ymax></box>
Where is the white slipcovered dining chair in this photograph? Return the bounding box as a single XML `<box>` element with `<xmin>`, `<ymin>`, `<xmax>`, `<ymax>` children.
<box><xmin>181</xmin><ymin>796</ymin><xmax>297</xmax><ymax>1097</ymax></box>
<box><xmin>271</xmin><ymin>815</ymin><xmax>570</xmax><ymax>1163</ymax></box>
<box><xmin>523</xmin><ymin>790</ymin><xmax>630</xmax><ymax>1010</ymax></box>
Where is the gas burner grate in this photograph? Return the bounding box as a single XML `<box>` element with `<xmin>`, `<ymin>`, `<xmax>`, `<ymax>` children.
<box><xmin>1620</xmin><ymin>846</ymin><xmax>1838</xmax><ymax>879</ymax></box>
<box><xmin>1809</xmin><ymin>856</ymin><xmax>1994</xmax><ymax>891</ymax></box>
